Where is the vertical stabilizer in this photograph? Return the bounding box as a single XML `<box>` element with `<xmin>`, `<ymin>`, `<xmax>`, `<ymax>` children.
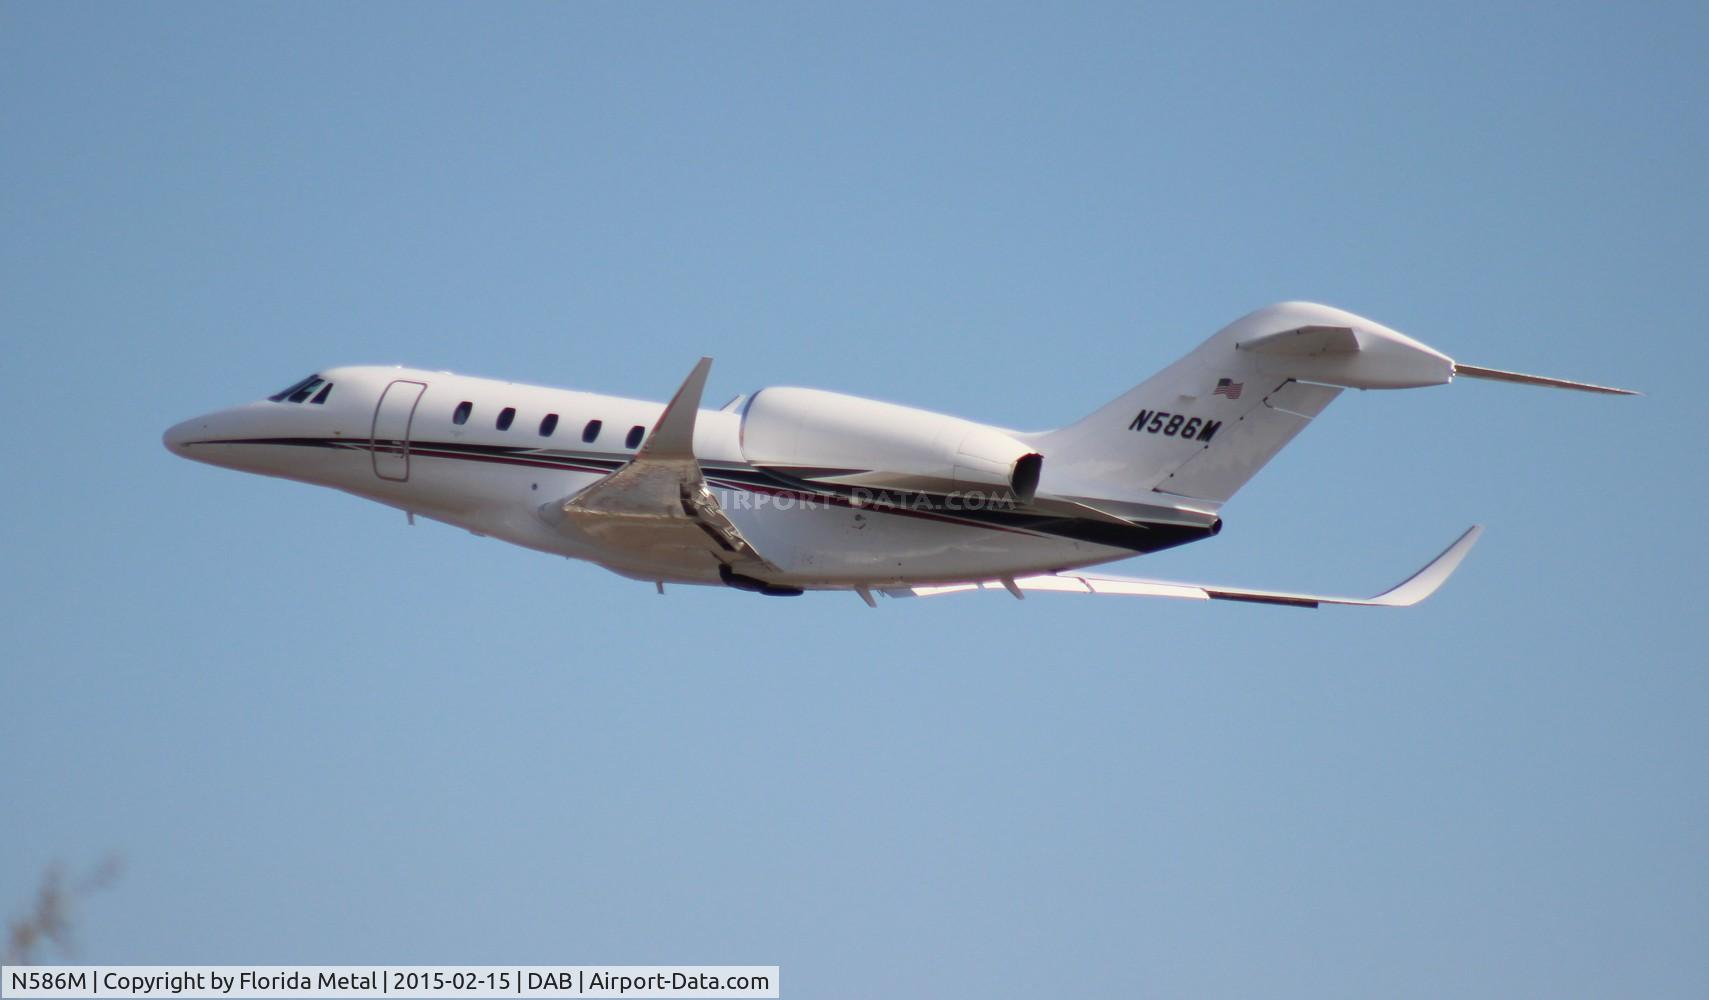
<box><xmin>1035</xmin><ymin>302</ymin><xmax>1455</xmax><ymax>507</ymax></box>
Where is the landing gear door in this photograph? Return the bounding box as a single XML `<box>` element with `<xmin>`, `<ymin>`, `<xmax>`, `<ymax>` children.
<box><xmin>372</xmin><ymin>380</ymin><xmax>427</xmax><ymax>481</ymax></box>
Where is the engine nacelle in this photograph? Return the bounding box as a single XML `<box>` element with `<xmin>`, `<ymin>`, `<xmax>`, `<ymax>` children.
<box><xmin>739</xmin><ymin>387</ymin><xmax>1043</xmax><ymax>502</ymax></box>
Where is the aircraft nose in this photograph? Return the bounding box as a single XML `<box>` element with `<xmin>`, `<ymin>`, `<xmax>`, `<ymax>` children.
<box><xmin>163</xmin><ymin>415</ymin><xmax>212</xmax><ymax>457</ymax></box>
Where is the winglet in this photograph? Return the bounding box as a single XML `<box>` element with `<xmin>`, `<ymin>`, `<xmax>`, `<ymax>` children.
<box><xmin>1357</xmin><ymin>524</ymin><xmax>1484</xmax><ymax>607</ymax></box>
<box><xmin>640</xmin><ymin>357</ymin><xmax>713</xmax><ymax>459</ymax></box>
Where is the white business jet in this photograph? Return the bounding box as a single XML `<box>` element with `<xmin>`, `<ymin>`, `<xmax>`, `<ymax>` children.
<box><xmin>164</xmin><ymin>302</ymin><xmax>1634</xmax><ymax>608</ymax></box>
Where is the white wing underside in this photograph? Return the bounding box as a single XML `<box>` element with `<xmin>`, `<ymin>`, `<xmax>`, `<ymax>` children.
<box><xmin>889</xmin><ymin>525</ymin><xmax>1483</xmax><ymax>609</ymax></box>
<box><xmin>551</xmin><ymin>358</ymin><xmax>775</xmax><ymax>574</ymax></box>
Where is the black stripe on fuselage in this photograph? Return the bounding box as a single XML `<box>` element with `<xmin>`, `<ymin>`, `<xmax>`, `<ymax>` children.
<box><xmin>192</xmin><ymin>436</ymin><xmax>1215</xmax><ymax>554</ymax></box>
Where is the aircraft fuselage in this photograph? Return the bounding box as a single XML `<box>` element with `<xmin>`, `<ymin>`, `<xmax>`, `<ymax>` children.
<box><xmin>165</xmin><ymin>365</ymin><xmax>1192</xmax><ymax>591</ymax></box>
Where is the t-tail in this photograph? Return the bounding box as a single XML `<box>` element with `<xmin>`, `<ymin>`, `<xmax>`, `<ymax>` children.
<box><xmin>1034</xmin><ymin>302</ymin><xmax>1636</xmax><ymax>512</ymax></box>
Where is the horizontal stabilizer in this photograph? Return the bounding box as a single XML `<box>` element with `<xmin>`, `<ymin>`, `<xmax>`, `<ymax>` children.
<box><xmin>1239</xmin><ymin>324</ymin><xmax>1361</xmax><ymax>356</ymax></box>
<box><xmin>1453</xmin><ymin>363</ymin><xmax>1638</xmax><ymax>396</ymax></box>
<box><xmin>890</xmin><ymin>526</ymin><xmax>1483</xmax><ymax>609</ymax></box>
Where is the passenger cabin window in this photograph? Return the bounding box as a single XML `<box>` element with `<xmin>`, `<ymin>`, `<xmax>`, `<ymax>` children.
<box><xmin>539</xmin><ymin>413</ymin><xmax>559</xmax><ymax>437</ymax></box>
<box><xmin>625</xmin><ymin>425</ymin><xmax>645</xmax><ymax>449</ymax></box>
<box><xmin>497</xmin><ymin>407</ymin><xmax>516</xmax><ymax>431</ymax></box>
<box><xmin>452</xmin><ymin>401</ymin><xmax>472</xmax><ymax>425</ymax></box>
<box><xmin>582</xmin><ymin>419</ymin><xmax>602</xmax><ymax>443</ymax></box>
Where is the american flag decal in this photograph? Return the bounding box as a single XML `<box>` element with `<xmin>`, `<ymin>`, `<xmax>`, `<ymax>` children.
<box><xmin>1212</xmin><ymin>378</ymin><xmax>1244</xmax><ymax>399</ymax></box>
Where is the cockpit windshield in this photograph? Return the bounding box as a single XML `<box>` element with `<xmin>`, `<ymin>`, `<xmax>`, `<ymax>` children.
<box><xmin>268</xmin><ymin>374</ymin><xmax>334</xmax><ymax>404</ymax></box>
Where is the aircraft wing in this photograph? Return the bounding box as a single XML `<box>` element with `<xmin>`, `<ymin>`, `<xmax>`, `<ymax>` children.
<box><xmin>548</xmin><ymin>358</ymin><xmax>775</xmax><ymax>574</ymax></box>
<box><xmin>888</xmin><ymin>525</ymin><xmax>1483</xmax><ymax>608</ymax></box>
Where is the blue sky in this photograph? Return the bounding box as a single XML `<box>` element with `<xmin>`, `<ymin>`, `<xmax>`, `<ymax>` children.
<box><xmin>3</xmin><ymin>3</ymin><xmax>1705</xmax><ymax>997</ymax></box>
